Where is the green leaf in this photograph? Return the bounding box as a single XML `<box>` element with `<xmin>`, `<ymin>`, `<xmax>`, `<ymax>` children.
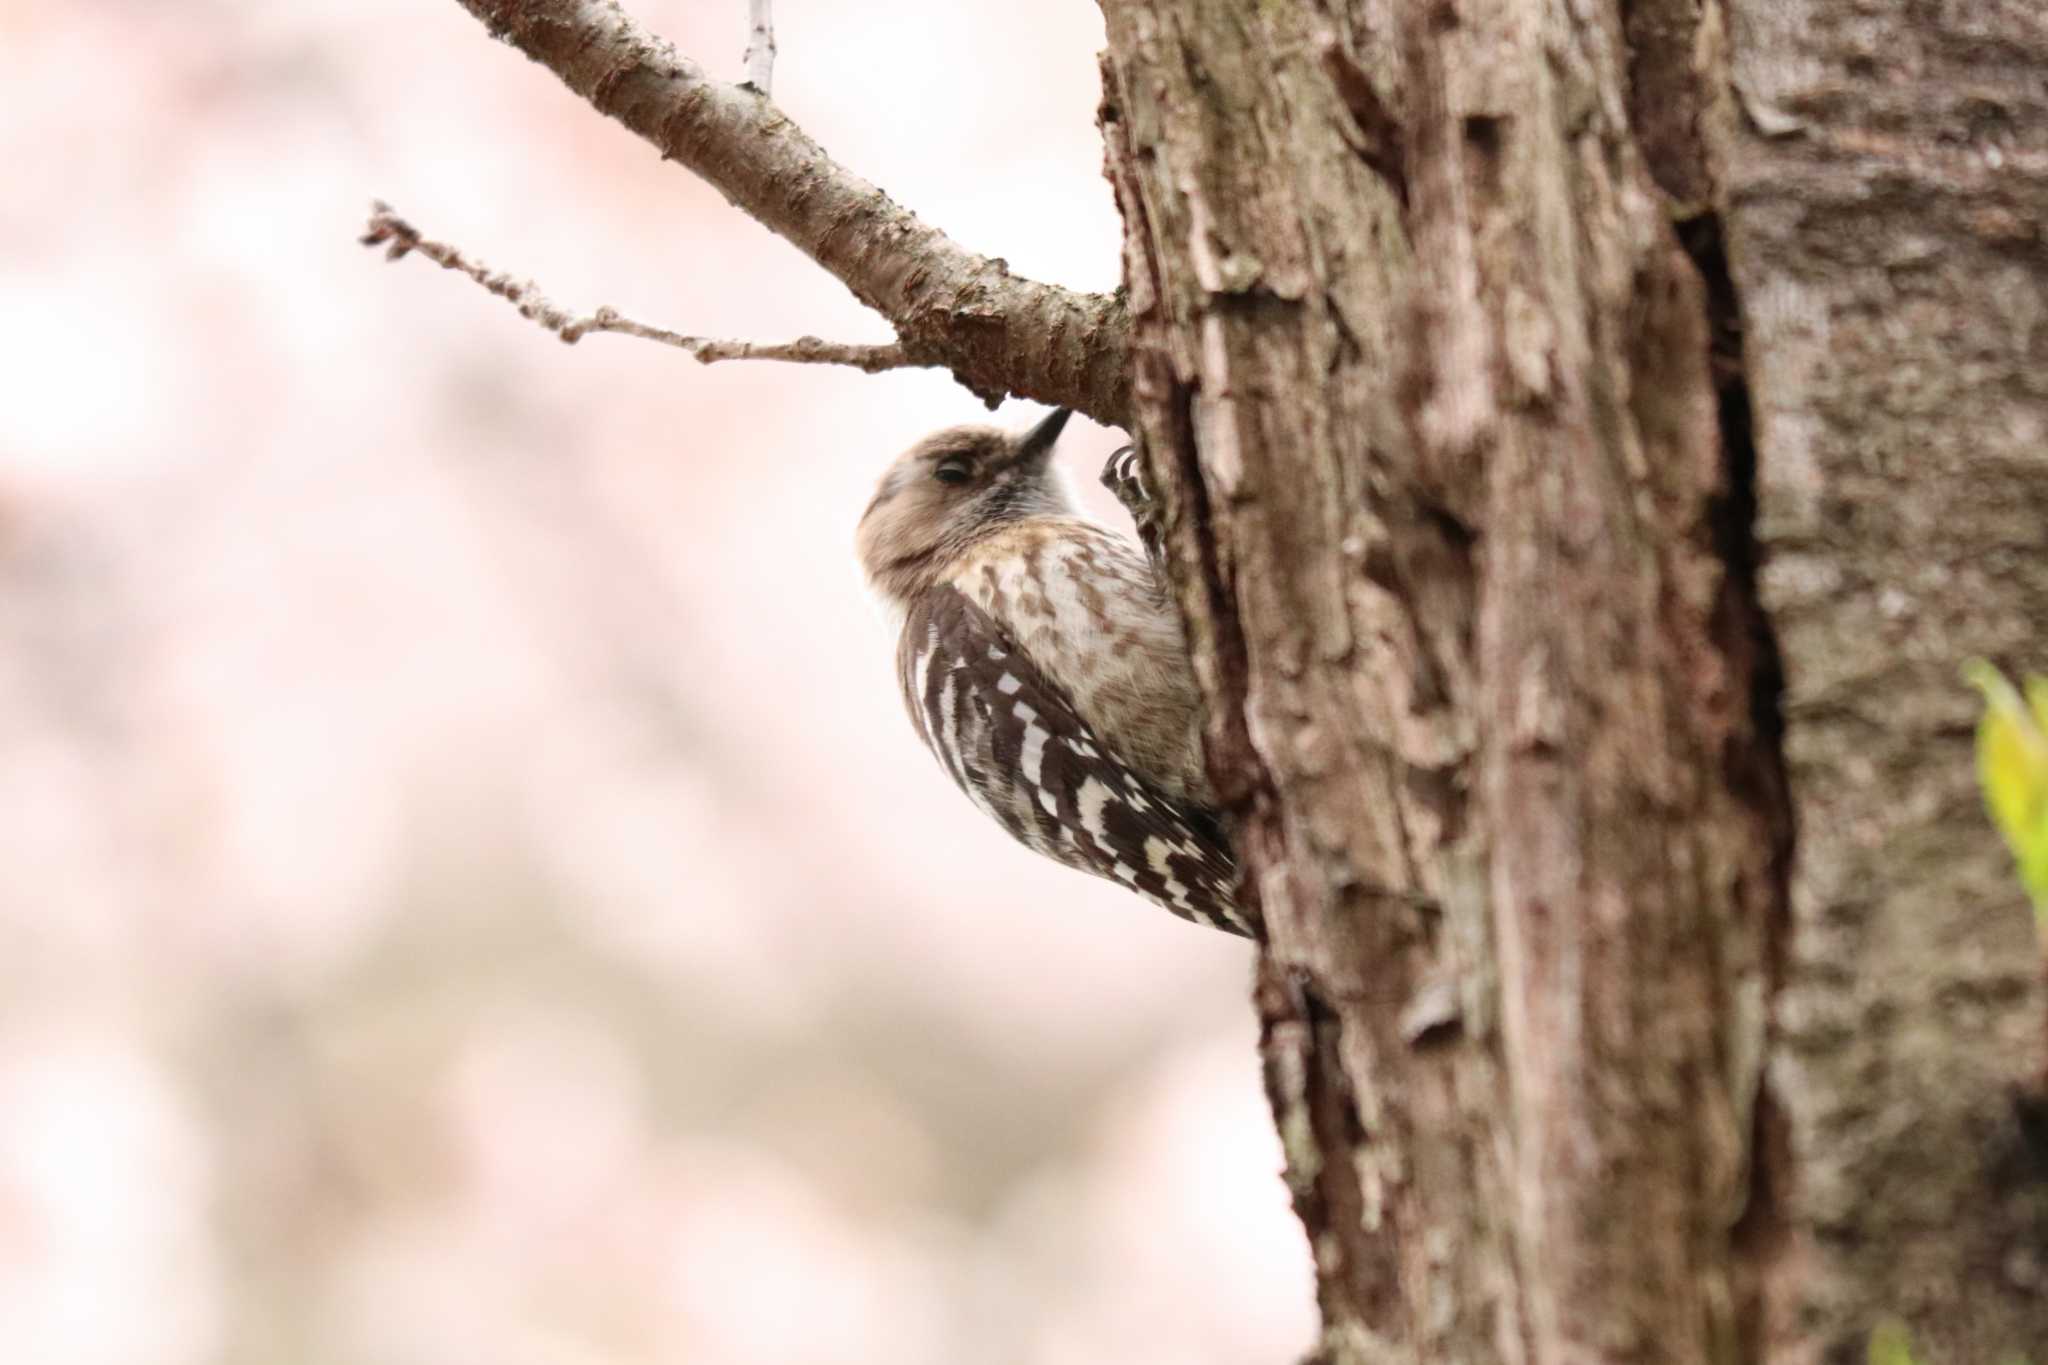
<box><xmin>1965</xmin><ymin>660</ymin><xmax>2048</xmax><ymax>935</ymax></box>
<box><xmin>1868</xmin><ymin>1319</ymin><xmax>1919</xmax><ymax>1365</ymax></box>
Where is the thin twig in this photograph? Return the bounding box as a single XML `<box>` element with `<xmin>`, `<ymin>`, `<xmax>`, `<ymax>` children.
<box><xmin>359</xmin><ymin>202</ymin><xmax>922</xmax><ymax>374</ymax></box>
<box><xmin>742</xmin><ymin>0</ymin><xmax>775</xmax><ymax>95</ymax></box>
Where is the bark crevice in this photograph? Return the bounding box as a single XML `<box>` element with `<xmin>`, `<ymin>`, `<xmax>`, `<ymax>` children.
<box><xmin>1709</xmin><ymin>0</ymin><xmax>2048</xmax><ymax>1349</ymax></box>
<box><xmin>1677</xmin><ymin>206</ymin><xmax>1800</xmax><ymax>1357</ymax></box>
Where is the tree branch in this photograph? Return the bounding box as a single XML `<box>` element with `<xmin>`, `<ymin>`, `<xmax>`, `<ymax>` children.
<box><xmin>361</xmin><ymin>202</ymin><xmax>924</xmax><ymax>374</ymax></box>
<box><xmin>453</xmin><ymin>0</ymin><xmax>1130</xmax><ymax>423</ymax></box>
<box><xmin>741</xmin><ymin>0</ymin><xmax>774</xmax><ymax>96</ymax></box>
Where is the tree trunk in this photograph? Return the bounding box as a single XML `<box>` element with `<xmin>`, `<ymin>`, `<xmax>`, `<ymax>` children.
<box><xmin>1097</xmin><ymin>1</ymin><xmax>2048</xmax><ymax>1361</ymax></box>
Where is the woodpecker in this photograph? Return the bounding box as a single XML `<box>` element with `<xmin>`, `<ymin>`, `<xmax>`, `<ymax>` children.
<box><xmin>857</xmin><ymin>409</ymin><xmax>1254</xmax><ymax>938</ymax></box>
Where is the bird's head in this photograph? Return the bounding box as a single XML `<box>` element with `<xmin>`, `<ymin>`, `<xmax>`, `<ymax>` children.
<box><xmin>857</xmin><ymin>408</ymin><xmax>1074</xmax><ymax>602</ymax></box>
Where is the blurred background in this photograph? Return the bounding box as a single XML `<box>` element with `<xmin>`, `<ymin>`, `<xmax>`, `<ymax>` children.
<box><xmin>0</xmin><ymin>1</ymin><xmax>1313</xmax><ymax>1362</ymax></box>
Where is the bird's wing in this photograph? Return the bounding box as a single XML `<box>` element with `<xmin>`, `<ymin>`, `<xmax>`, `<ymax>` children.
<box><xmin>898</xmin><ymin>585</ymin><xmax>1252</xmax><ymax>937</ymax></box>
<box><xmin>951</xmin><ymin>520</ymin><xmax>1210</xmax><ymax>803</ymax></box>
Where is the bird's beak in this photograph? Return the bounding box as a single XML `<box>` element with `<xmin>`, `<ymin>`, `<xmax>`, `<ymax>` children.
<box><xmin>1013</xmin><ymin>407</ymin><xmax>1072</xmax><ymax>468</ymax></box>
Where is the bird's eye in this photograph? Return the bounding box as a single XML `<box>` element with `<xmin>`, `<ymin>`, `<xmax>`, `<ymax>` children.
<box><xmin>933</xmin><ymin>458</ymin><xmax>973</xmax><ymax>486</ymax></box>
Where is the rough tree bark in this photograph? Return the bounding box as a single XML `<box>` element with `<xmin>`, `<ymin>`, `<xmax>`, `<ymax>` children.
<box><xmin>1101</xmin><ymin>2</ymin><xmax>1781</xmax><ymax>1358</ymax></box>
<box><xmin>1097</xmin><ymin>0</ymin><xmax>2048</xmax><ymax>1359</ymax></box>
<box><xmin>1715</xmin><ymin>4</ymin><xmax>2048</xmax><ymax>1357</ymax></box>
<box><xmin>425</xmin><ymin>1</ymin><xmax>2048</xmax><ymax>1360</ymax></box>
